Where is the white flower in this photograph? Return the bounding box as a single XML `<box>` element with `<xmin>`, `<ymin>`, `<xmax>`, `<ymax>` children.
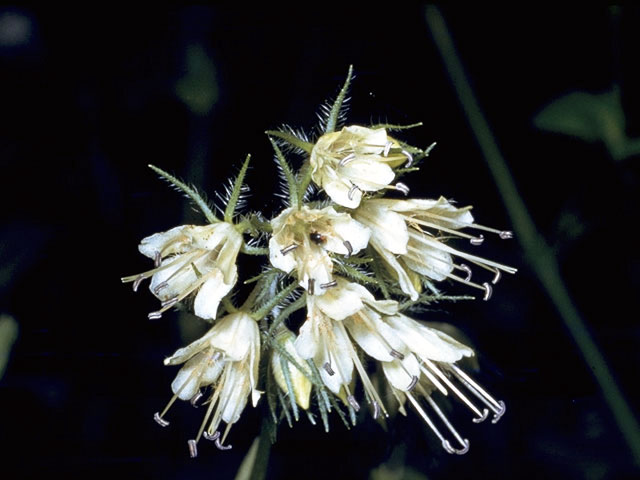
<box><xmin>269</xmin><ymin>205</ymin><xmax>370</xmax><ymax>295</ymax></box>
<box><xmin>271</xmin><ymin>327</ymin><xmax>312</xmax><ymax>410</ymax></box>
<box><xmin>155</xmin><ymin>311</ymin><xmax>262</xmax><ymax>455</ymax></box>
<box><xmin>310</xmin><ymin>125</ymin><xmax>409</xmax><ymax>208</ymax></box>
<box><xmin>122</xmin><ymin>222</ymin><xmax>243</xmax><ymax>320</ymax></box>
<box><xmin>353</xmin><ymin>197</ymin><xmax>516</xmax><ymax>300</ymax></box>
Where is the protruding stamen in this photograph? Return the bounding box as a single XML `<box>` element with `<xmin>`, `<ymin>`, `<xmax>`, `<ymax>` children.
<box><xmin>161</xmin><ymin>296</ymin><xmax>179</xmax><ymax>308</ymax></box>
<box><xmin>348</xmin><ymin>184</ymin><xmax>360</xmax><ymax>201</ymax></box>
<box><xmin>153</xmin><ymin>282</ymin><xmax>168</xmax><ymax>295</ymax></box>
<box><xmin>148</xmin><ymin>311</ymin><xmax>163</xmax><ymax>320</ymax></box>
<box><xmin>215</xmin><ymin>437</ymin><xmax>232</xmax><ymax>451</ymax></box>
<box><xmin>280</xmin><ymin>244</ymin><xmax>298</xmax><ymax>255</ymax></box>
<box><xmin>203</xmin><ymin>431</ymin><xmax>220</xmax><ymax>442</ymax></box>
<box><xmin>460</xmin><ymin>264</ymin><xmax>472</xmax><ymax>282</ymax></box>
<box><xmin>154</xmin><ymin>412</ymin><xmax>169</xmax><ymax>427</ymax></box>
<box><xmin>491</xmin><ymin>401</ymin><xmax>506</xmax><ymax>424</ymax></box>
<box><xmin>482</xmin><ymin>282</ymin><xmax>492</xmax><ymax>301</ymax></box>
<box><xmin>372</xmin><ymin>401</ymin><xmax>381</xmax><ymax>420</ymax></box>
<box><xmin>132</xmin><ymin>275</ymin><xmax>144</xmax><ymax>292</ymax></box>
<box><xmin>395</xmin><ymin>182</ymin><xmax>410</xmax><ymax>196</ymax></box>
<box><xmin>188</xmin><ymin>439</ymin><xmax>198</xmax><ymax>458</ymax></box>
<box><xmin>442</xmin><ymin>439</ymin><xmax>470</xmax><ymax>455</ymax></box>
<box><xmin>402</xmin><ymin>149</ymin><xmax>413</xmax><ymax>167</ymax></box>
<box><xmin>307</xmin><ymin>278</ymin><xmax>315</xmax><ymax>295</ymax></box>
<box><xmin>190</xmin><ymin>391</ymin><xmax>203</xmax><ymax>407</ymax></box>
<box><xmin>154</xmin><ymin>252</ymin><xmax>162</xmax><ymax>268</ymax></box>
<box><xmin>499</xmin><ymin>230</ymin><xmax>513</xmax><ymax>240</ymax></box>
<box><xmin>425</xmin><ymin>141</ymin><xmax>437</xmax><ymax>155</ymax></box>
<box><xmin>320</xmin><ymin>280</ymin><xmax>338</xmax><ymax>289</ymax></box>
<box><xmin>383</xmin><ymin>141</ymin><xmax>392</xmax><ymax>157</ymax></box>
<box><xmin>390</xmin><ymin>349</ymin><xmax>405</xmax><ymax>360</ymax></box>
<box><xmin>343</xmin><ymin>240</ymin><xmax>353</xmax><ymax>257</ymax></box>
<box><xmin>347</xmin><ymin>395</ymin><xmax>360</xmax><ymax>412</ymax></box>
<box><xmin>339</xmin><ymin>153</ymin><xmax>356</xmax><ymax>166</ymax></box>
<box><xmin>470</xmin><ymin>234</ymin><xmax>485</xmax><ymax>246</ymax></box>
<box><xmin>407</xmin><ymin>375</ymin><xmax>419</xmax><ymax>391</ymax></box>
<box><xmin>323</xmin><ymin>362</ymin><xmax>335</xmax><ymax>376</ymax></box>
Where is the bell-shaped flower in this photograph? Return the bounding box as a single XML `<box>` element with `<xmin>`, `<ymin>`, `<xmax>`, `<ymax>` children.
<box><xmin>310</xmin><ymin>125</ymin><xmax>409</xmax><ymax>208</ymax></box>
<box><xmin>269</xmin><ymin>205</ymin><xmax>370</xmax><ymax>295</ymax></box>
<box><xmin>353</xmin><ymin>197</ymin><xmax>516</xmax><ymax>301</ymax></box>
<box><xmin>122</xmin><ymin>222</ymin><xmax>243</xmax><ymax>320</ymax></box>
<box><xmin>154</xmin><ymin>311</ymin><xmax>262</xmax><ymax>456</ymax></box>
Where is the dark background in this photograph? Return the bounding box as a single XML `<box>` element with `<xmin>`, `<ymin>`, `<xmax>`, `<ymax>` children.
<box><xmin>1</xmin><ymin>5</ymin><xmax>639</xmax><ymax>479</ymax></box>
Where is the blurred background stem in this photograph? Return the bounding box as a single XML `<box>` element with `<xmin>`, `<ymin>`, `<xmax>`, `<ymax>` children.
<box><xmin>425</xmin><ymin>4</ymin><xmax>640</xmax><ymax>466</ymax></box>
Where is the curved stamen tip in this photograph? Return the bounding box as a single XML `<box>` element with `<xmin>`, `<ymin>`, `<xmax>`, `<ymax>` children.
<box><xmin>188</xmin><ymin>439</ymin><xmax>198</xmax><ymax>458</ymax></box>
<box><xmin>190</xmin><ymin>391</ymin><xmax>203</xmax><ymax>408</ymax></box>
<box><xmin>153</xmin><ymin>282</ymin><xmax>169</xmax><ymax>295</ymax></box>
<box><xmin>395</xmin><ymin>182</ymin><xmax>410</xmax><ymax>196</ymax></box>
<box><xmin>280</xmin><ymin>244</ymin><xmax>298</xmax><ymax>256</ymax></box>
<box><xmin>148</xmin><ymin>311</ymin><xmax>163</xmax><ymax>320</ymax></box>
<box><xmin>407</xmin><ymin>375</ymin><xmax>419</xmax><ymax>391</ymax></box>
<box><xmin>492</xmin><ymin>269</ymin><xmax>501</xmax><ymax>285</ymax></box>
<box><xmin>348</xmin><ymin>184</ymin><xmax>360</xmax><ymax>201</ymax></box>
<box><xmin>372</xmin><ymin>401</ymin><xmax>381</xmax><ymax>420</ymax></box>
<box><xmin>401</xmin><ymin>149</ymin><xmax>413</xmax><ymax>167</ymax></box>
<box><xmin>161</xmin><ymin>297</ymin><xmax>178</xmax><ymax>308</ymax></box>
<box><xmin>339</xmin><ymin>153</ymin><xmax>356</xmax><ymax>166</ymax></box>
<box><xmin>347</xmin><ymin>395</ymin><xmax>361</xmax><ymax>412</ymax></box>
<box><xmin>482</xmin><ymin>282</ymin><xmax>493</xmax><ymax>301</ymax></box>
<box><xmin>343</xmin><ymin>240</ymin><xmax>353</xmax><ymax>257</ymax></box>
<box><xmin>308</xmin><ymin>278</ymin><xmax>315</xmax><ymax>296</ymax></box>
<box><xmin>499</xmin><ymin>230</ymin><xmax>513</xmax><ymax>240</ymax></box>
<box><xmin>491</xmin><ymin>401</ymin><xmax>506</xmax><ymax>424</ymax></box>
<box><xmin>443</xmin><ymin>439</ymin><xmax>470</xmax><ymax>455</ymax></box>
<box><xmin>470</xmin><ymin>234</ymin><xmax>485</xmax><ymax>246</ymax></box>
<box><xmin>460</xmin><ymin>264</ymin><xmax>472</xmax><ymax>282</ymax></box>
<box><xmin>472</xmin><ymin>408</ymin><xmax>490</xmax><ymax>424</ymax></box>
<box><xmin>323</xmin><ymin>362</ymin><xmax>335</xmax><ymax>376</ymax></box>
<box><xmin>132</xmin><ymin>275</ymin><xmax>144</xmax><ymax>292</ymax></box>
<box><xmin>390</xmin><ymin>349</ymin><xmax>405</xmax><ymax>360</ymax></box>
<box><xmin>215</xmin><ymin>437</ymin><xmax>233</xmax><ymax>451</ymax></box>
<box><xmin>154</xmin><ymin>252</ymin><xmax>162</xmax><ymax>268</ymax></box>
<box><xmin>203</xmin><ymin>431</ymin><xmax>221</xmax><ymax>442</ymax></box>
<box><xmin>153</xmin><ymin>412</ymin><xmax>169</xmax><ymax>427</ymax></box>
<box><xmin>383</xmin><ymin>141</ymin><xmax>392</xmax><ymax>157</ymax></box>
<box><xmin>320</xmin><ymin>280</ymin><xmax>338</xmax><ymax>289</ymax></box>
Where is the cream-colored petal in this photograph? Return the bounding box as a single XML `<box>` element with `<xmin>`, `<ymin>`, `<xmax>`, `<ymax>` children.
<box><xmin>269</xmin><ymin>236</ymin><xmax>297</xmax><ymax>273</ymax></box>
<box><xmin>208</xmin><ymin>312</ymin><xmax>258</xmax><ymax>361</ymax></box>
<box><xmin>344</xmin><ymin>311</ymin><xmax>406</xmax><ymax>362</ymax></box>
<box><xmin>219</xmin><ymin>363</ymin><xmax>251</xmax><ymax>424</ymax></box>
<box><xmin>403</xmin><ymin>236</ymin><xmax>453</xmax><ymax>281</ymax></box>
<box><xmin>139</xmin><ymin>225</ymin><xmax>191</xmax><ymax>259</ymax></box>
<box><xmin>370</xmin><ymin>239</ymin><xmax>419</xmax><ymax>300</ymax></box>
<box><xmin>324</xmin><ymin>215</ymin><xmax>370</xmax><ymax>255</ymax></box>
<box><xmin>148</xmin><ymin>256</ymin><xmax>199</xmax><ymax>301</ymax></box>
<box><xmin>323</xmin><ymin>178</ymin><xmax>362</xmax><ymax>208</ymax></box>
<box><xmin>340</xmin><ymin>159</ymin><xmax>395</xmax><ymax>192</ymax></box>
<box><xmin>382</xmin><ymin>354</ymin><xmax>420</xmax><ymax>391</ymax></box>
<box><xmin>314</xmin><ymin>283</ymin><xmax>364</xmax><ymax>320</ymax></box>
<box><xmin>355</xmin><ymin>203</ymin><xmax>408</xmax><ymax>255</ymax></box>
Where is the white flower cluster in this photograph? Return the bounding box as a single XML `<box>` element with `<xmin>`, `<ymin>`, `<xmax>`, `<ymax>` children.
<box><xmin>122</xmin><ymin>67</ymin><xmax>516</xmax><ymax>458</ymax></box>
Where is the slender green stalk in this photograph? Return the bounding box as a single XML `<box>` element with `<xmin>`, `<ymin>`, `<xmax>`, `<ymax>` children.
<box><xmin>425</xmin><ymin>5</ymin><xmax>640</xmax><ymax>465</ymax></box>
<box><xmin>148</xmin><ymin>164</ymin><xmax>218</xmax><ymax>223</ymax></box>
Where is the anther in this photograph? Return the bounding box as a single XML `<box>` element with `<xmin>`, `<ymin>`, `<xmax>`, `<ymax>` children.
<box><xmin>348</xmin><ymin>184</ymin><xmax>360</xmax><ymax>201</ymax></box>
<box><xmin>442</xmin><ymin>438</ymin><xmax>470</xmax><ymax>455</ymax></box>
<box><xmin>154</xmin><ymin>252</ymin><xmax>162</xmax><ymax>268</ymax></box>
<box><xmin>402</xmin><ymin>150</ymin><xmax>413</xmax><ymax>167</ymax></box>
<box><xmin>215</xmin><ymin>437</ymin><xmax>232</xmax><ymax>451</ymax></box>
<box><xmin>472</xmin><ymin>408</ymin><xmax>490</xmax><ymax>423</ymax></box>
<box><xmin>190</xmin><ymin>391</ymin><xmax>203</xmax><ymax>407</ymax></box>
<box><xmin>308</xmin><ymin>278</ymin><xmax>315</xmax><ymax>295</ymax></box>
<box><xmin>187</xmin><ymin>439</ymin><xmax>198</xmax><ymax>458</ymax></box>
<box><xmin>395</xmin><ymin>182</ymin><xmax>410</xmax><ymax>196</ymax></box>
<box><xmin>203</xmin><ymin>431</ymin><xmax>220</xmax><ymax>442</ymax></box>
<box><xmin>491</xmin><ymin>269</ymin><xmax>501</xmax><ymax>285</ymax></box>
<box><xmin>280</xmin><ymin>244</ymin><xmax>298</xmax><ymax>255</ymax></box>
<box><xmin>470</xmin><ymin>234</ymin><xmax>485</xmax><ymax>246</ymax></box>
<box><xmin>323</xmin><ymin>362</ymin><xmax>335</xmax><ymax>376</ymax></box>
<box><xmin>389</xmin><ymin>349</ymin><xmax>405</xmax><ymax>360</ymax></box>
<box><xmin>148</xmin><ymin>311</ymin><xmax>163</xmax><ymax>320</ymax></box>
<box><xmin>339</xmin><ymin>153</ymin><xmax>356</xmax><ymax>166</ymax></box>
<box><xmin>482</xmin><ymin>282</ymin><xmax>492</xmax><ymax>301</ymax></box>
<box><xmin>407</xmin><ymin>375</ymin><xmax>419</xmax><ymax>391</ymax></box>
<box><xmin>492</xmin><ymin>401</ymin><xmax>507</xmax><ymax>424</ymax></box>
<box><xmin>161</xmin><ymin>297</ymin><xmax>179</xmax><ymax>308</ymax></box>
<box><xmin>499</xmin><ymin>230</ymin><xmax>513</xmax><ymax>240</ymax></box>
<box><xmin>153</xmin><ymin>412</ymin><xmax>169</xmax><ymax>427</ymax></box>
<box><xmin>372</xmin><ymin>401</ymin><xmax>381</xmax><ymax>420</ymax></box>
<box><xmin>383</xmin><ymin>141</ymin><xmax>392</xmax><ymax>157</ymax></box>
<box><xmin>132</xmin><ymin>275</ymin><xmax>144</xmax><ymax>292</ymax></box>
<box><xmin>347</xmin><ymin>395</ymin><xmax>361</xmax><ymax>412</ymax></box>
<box><xmin>343</xmin><ymin>240</ymin><xmax>353</xmax><ymax>257</ymax></box>
<box><xmin>153</xmin><ymin>282</ymin><xmax>168</xmax><ymax>295</ymax></box>
<box><xmin>320</xmin><ymin>281</ymin><xmax>338</xmax><ymax>289</ymax></box>
<box><xmin>460</xmin><ymin>264</ymin><xmax>472</xmax><ymax>282</ymax></box>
